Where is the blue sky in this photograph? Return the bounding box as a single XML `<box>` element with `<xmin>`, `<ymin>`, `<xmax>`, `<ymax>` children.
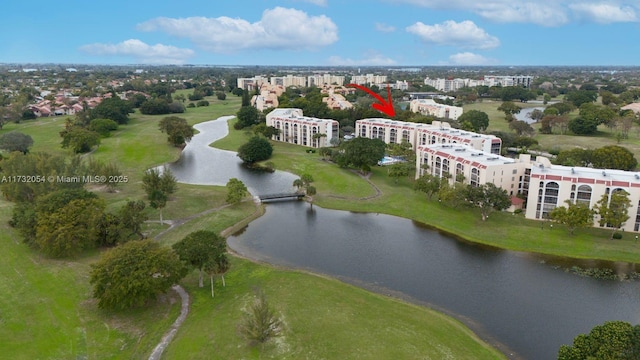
<box><xmin>2</xmin><ymin>0</ymin><xmax>640</xmax><ymax>66</ymax></box>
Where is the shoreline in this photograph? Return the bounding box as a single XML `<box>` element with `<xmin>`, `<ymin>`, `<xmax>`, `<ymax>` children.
<box><xmin>225</xmin><ymin>225</ymin><xmax>519</xmax><ymax>359</ymax></box>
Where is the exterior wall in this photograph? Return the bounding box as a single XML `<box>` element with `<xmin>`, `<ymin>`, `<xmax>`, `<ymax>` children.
<box><xmin>409</xmin><ymin>99</ymin><xmax>463</xmax><ymax>120</ymax></box>
<box><xmin>414</xmin><ymin>121</ymin><xmax>501</xmax><ymax>154</ymax></box>
<box><xmin>525</xmin><ymin>165</ymin><xmax>640</xmax><ymax>232</ymax></box>
<box><xmin>415</xmin><ymin>144</ymin><xmax>531</xmax><ymax>197</ymax></box>
<box><xmin>355</xmin><ymin>119</ymin><xmax>502</xmax><ymax>154</ymax></box>
<box><xmin>355</xmin><ymin>118</ymin><xmax>422</xmax><ymax>149</ymax></box>
<box><xmin>266</xmin><ymin>108</ymin><xmax>338</xmax><ymax>148</ymax></box>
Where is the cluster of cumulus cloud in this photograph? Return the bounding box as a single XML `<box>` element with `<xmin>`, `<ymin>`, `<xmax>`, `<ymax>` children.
<box><xmin>80</xmin><ymin>1</ymin><xmax>639</xmax><ymax>65</ymax></box>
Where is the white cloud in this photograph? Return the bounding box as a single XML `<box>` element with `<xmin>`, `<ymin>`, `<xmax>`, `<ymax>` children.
<box><xmin>406</xmin><ymin>20</ymin><xmax>500</xmax><ymax>49</ymax></box>
<box><xmin>327</xmin><ymin>54</ymin><xmax>397</xmax><ymax>66</ymax></box>
<box><xmin>375</xmin><ymin>22</ymin><xmax>396</xmax><ymax>32</ymax></box>
<box><xmin>447</xmin><ymin>52</ymin><xmax>497</xmax><ymax>65</ymax></box>
<box><xmin>137</xmin><ymin>7</ymin><xmax>338</xmax><ymax>53</ymax></box>
<box><xmin>79</xmin><ymin>39</ymin><xmax>194</xmax><ymax>64</ymax></box>
<box><xmin>569</xmin><ymin>3</ymin><xmax>637</xmax><ymax>23</ymax></box>
<box><xmin>298</xmin><ymin>0</ymin><xmax>328</xmax><ymax>5</ymax></box>
<box><xmin>387</xmin><ymin>0</ymin><xmax>640</xmax><ymax>26</ymax></box>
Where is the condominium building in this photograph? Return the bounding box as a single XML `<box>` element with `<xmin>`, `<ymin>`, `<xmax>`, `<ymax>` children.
<box><xmin>355</xmin><ymin>119</ymin><xmax>501</xmax><ymax>154</ymax></box>
<box><xmin>424</xmin><ymin>75</ymin><xmax>533</xmax><ymax>92</ymax></box>
<box><xmin>237</xmin><ymin>76</ymin><xmax>268</xmax><ymax>91</ymax></box>
<box><xmin>269</xmin><ymin>75</ymin><xmax>307</xmax><ymax>88</ymax></box>
<box><xmin>265</xmin><ymin>108</ymin><xmax>338</xmax><ymax>148</ymax></box>
<box><xmin>409</xmin><ymin>99</ymin><xmax>463</xmax><ymax>120</ymax></box>
<box><xmin>416</xmin><ymin>142</ymin><xmax>640</xmax><ymax>232</ymax></box>
<box><xmin>308</xmin><ymin>74</ymin><xmax>345</xmax><ymax>87</ymax></box>
<box><xmin>526</xmin><ymin>163</ymin><xmax>640</xmax><ymax>232</ymax></box>
<box><xmin>350</xmin><ymin>74</ymin><xmax>387</xmax><ymax>86</ymax></box>
<box><xmin>416</xmin><ymin>143</ymin><xmax>532</xmax><ymax>197</ymax></box>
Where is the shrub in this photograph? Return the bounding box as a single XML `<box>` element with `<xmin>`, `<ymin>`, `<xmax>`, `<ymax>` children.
<box><xmin>238</xmin><ymin>288</ymin><xmax>282</xmax><ymax>345</ymax></box>
<box><xmin>612</xmin><ymin>232</ymin><xmax>623</xmax><ymax>240</ymax></box>
<box><xmin>196</xmin><ymin>100</ymin><xmax>210</xmax><ymax>107</ymax></box>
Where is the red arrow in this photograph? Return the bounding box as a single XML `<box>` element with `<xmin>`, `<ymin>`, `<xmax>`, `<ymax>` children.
<box><xmin>346</xmin><ymin>83</ymin><xmax>396</xmax><ymax>117</ymax></box>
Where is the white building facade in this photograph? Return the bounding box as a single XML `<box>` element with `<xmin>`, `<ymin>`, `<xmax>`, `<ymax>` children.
<box><xmin>266</xmin><ymin>108</ymin><xmax>338</xmax><ymax>148</ymax></box>
<box><xmin>355</xmin><ymin>119</ymin><xmax>501</xmax><ymax>154</ymax></box>
<box><xmin>409</xmin><ymin>99</ymin><xmax>463</xmax><ymax>120</ymax></box>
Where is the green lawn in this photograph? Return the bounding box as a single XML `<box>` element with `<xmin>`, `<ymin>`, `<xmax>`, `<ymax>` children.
<box><xmin>163</xmin><ymin>256</ymin><xmax>504</xmax><ymax>360</ymax></box>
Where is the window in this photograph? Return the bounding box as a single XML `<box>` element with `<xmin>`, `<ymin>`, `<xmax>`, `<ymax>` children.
<box><xmin>302</xmin><ymin>125</ymin><xmax>308</xmax><ymax>146</ymax></box>
<box><xmin>576</xmin><ymin>185</ymin><xmax>592</xmax><ymax>206</ymax></box>
<box><xmin>402</xmin><ymin>130</ymin><xmax>410</xmax><ymax>143</ymax></box>
<box><xmin>471</xmin><ymin>168</ymin><xmax>480</xmax><ymax>187</ymax></box>
<box><xmin>360</xmin><ymin>125</ymin><xmax>367</xmax><ymax>137</ymax></box>
<box><xmin>389</xmin><ymin>129</ymin><xmax>397</xmax><ymax>144</ymax></box>
<box><xmin>537</xmin><ymin>182</ymin><xmax>559</xmax><ymax>219</ymax></box>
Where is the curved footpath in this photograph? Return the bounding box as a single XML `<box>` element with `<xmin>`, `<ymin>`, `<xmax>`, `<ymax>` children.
<box><xmin>146</xmin><ymin>199</ymin><xmax>264</xmax><ymax>360</ymax></box>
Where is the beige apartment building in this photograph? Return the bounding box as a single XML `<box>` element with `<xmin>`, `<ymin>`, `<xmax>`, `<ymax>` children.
<box><xmin>355</xmin><ymin>119</ymin><xmax>501</xmax><ymax>154</ymax></box>
<box><xmin>266</xmin><ymin>108</ymin><xmax>338</xmax><ymax>148</ymax></box>
<box><xmin>409</xmin><ymin>99</ymin><xmax>463</xmax><ymax>120</ymax></box>
<box><xmin>416</xmin><ymin>143</ymin><xmax>532</xmax><ymax>197</ymax></box>
<box><xmin>526</xmin><ymin>162</ymin><xmax>640</xmax><ymax>232</ymax></box>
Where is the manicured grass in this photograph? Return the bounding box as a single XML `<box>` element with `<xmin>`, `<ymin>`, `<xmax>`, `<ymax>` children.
<box><xmin>163</xmin><ymin>256</ymin><xmax>504</xmax><ymax>360</ymax></box>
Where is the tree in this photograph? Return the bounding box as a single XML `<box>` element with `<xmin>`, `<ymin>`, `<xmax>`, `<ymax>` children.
<box><xmin>172</xmin><ymin>230</ymin><xmax>227</xmax><ymax>290</ymax></box>
<box><xmin>549</xmin><ymin>200</ymin><xmax>595</xmax><ymax>235</ymax></box>
<box><xmin>237</xmin><ymin>136</ymin><xmax>273</xmax><ymax>164</ymax></box>
<box><xmin>60</xmin><ymin>127</ymin><xmax>101</xmax><ymax>153</ymax></box>
<box><xmin>568</xmin><ymin>117</ymin><xmax>598</xmax><ymax>135</ymax></box>
<box><xmin>528</xmin><ymin>109</ymin><xmax>544</xmax><ymax>122</ymax></box>
<box><xmin>591</xmin><ymin>145</ymin><xmax>637</xmax><ymax>171</ymax></box>
<box><xmin>92</xmin><ymin>96</ymin><xmax>132</xmax><ymax>124</ymax></box>
<box><xmin>336</xmin><ymin>137</ymin><xmax>386</xmax><ymax>173</ymax></box>
<box><xmin>465</xmin><ymin>183</ymin><xmax>511</xmax><ymax>221</ymax></box>
<box><xmin>415</xmin><ymin>174</ymin><xmax>442</xmax><ymax>200</ymax></box>
<box><xmin>387</xmin><ymin>162</ymin><xmax>411</xmax><ymax>183</ymax></box>
<box><xmin>158</xmin><ymin>116</ymin><xmax>194</xmax><ymax>146</ymax></box>
<box><xmin>89</xmin><ymin>118</ymin><xmax>118</xmax><ymax>137</ymax></box>
<box><xmin>509</xmin><ymin>120</ymin><xmax>536</xmax><ymax>137</ymax></box>
<box><xmin>118</xmin><ymin>200</ymin><xmax>148</xmax><ymax>240</ymax></box>
<box><xmin>457</xmin><ymin>110</ymin><xmax>489</xmax><ymax>132</ymax></box>
<box><xmin>226</xmin><ymin>178</ymin><xmax>248</xmax><ymax>204</ymax></box>
<box><xmin>0</xmin><ymin>131</ymin><xmax>33</xmax><ymax>154</ymax></box>
<box><xmin>142</xmin><ymin>167</ymin><xmax>177</xmax><ymax>225</ymax></box>
<box><xmin>558</xmin><ymin>321</ymin><xmax>640</xmax><ymax>360</ymax></box>
<box><xmin>216</xmin><ymin>91</ymin><xmax>226</xmax><ymax>100</ymax></box>
<box><xmin>139</xmin><ymin>98</ymin><xmax>172</xmax><ymax>115</ymax></box>
<box><xmin>555</xmin><ymin>148</ymin><xmax>592</xmax><ymax>167</ymax></box>
<box><xmin>35</xmin><ymin>197</ymin><xmax>105</xmax><ymax>257</ymax></box>
<box><xmin>497</xmin><ymin>101</ymin><xmax>522</xmax><ymax>121</ymax></box>
<box><xmin>235</xmin><ymin>106</ymin><xmax>260</xmax><ymax>129</ymax></box>
<box><xmin>594</xmin><ymin>191</ymin><xmax>631</xmax><ymax>239</ymax></box>
<box><xmin>565</xmin><ymin>89</ymin><xmax>598</xmax><ymax>107</ymax></box>
<box><xmin>90</xmin><ymin>240</ymin><xmax>187</xmax><ymax>310</ymax></box>
<box><xmin>238</xmin><ymin>288</ymin><xmax>283</xmax><ymax>345</ymax></box>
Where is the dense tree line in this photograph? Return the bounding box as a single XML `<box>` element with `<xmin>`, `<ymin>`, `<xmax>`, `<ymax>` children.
<box><xmin>2</xmin><ymin>153</ymin><xmax>146</xmax><ymax>257</ymax></box>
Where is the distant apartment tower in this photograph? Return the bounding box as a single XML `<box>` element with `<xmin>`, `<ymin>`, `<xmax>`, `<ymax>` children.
<box><xmin>269</xmin><ymin>75</ymin><xmax>307</xmax><ymax>88</ymax></box>
<box><xmin>409</xmin><ymin>99</ymin><xmax>463</xmax><ymax>120</ymax></box>
<box><xmin>350</xmin><ymin>74</ymin><xmax>387</xmax><ymax>86</ymax></box>
<box><xmin>237</xmin><ymin>76</ymin><xmax>268</xmax><ymax>91</ymax></box>
<box><xmin>355</xmin><ymin>119</ymin><xmax>501</xmax><ymax>154</ymax></box>
<box><xmin>266</xmin><ymin>108</ymin><xmax>338</xmax><ymax>148</ymax></box>
<box><xmin>424</xmin><ymin>75</ymin><xmax>533</xmax><ymax>92</ymax></box>
<box><xmin>308</xmin><ymin>74</ymin><xmax>345</xmax><ymax>87</ymax></box>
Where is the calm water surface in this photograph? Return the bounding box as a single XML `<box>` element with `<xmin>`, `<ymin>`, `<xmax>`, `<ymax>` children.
<box><xmin>173</xmin><ymin>117</ymin><xmax>640</xmax><ymax>360</ymax></box>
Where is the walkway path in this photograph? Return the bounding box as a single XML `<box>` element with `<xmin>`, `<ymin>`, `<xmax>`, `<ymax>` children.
<box><xmin>147</xmin><ymin>285</ymin><xmax>189</xmax><ymax>360</ymax></box>
<box><xmin>146</xmin><ymin>199</ymin><xmax>262</xmax><ymax>360</ymax></box>
<box><xmin>325</xmin><ymin>169</ymin><xmax>383</xmax><ymax>201</ymax></box>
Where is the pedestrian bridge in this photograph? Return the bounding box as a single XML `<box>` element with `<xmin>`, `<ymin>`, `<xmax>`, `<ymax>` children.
<box><xmin>258</xmin><ymin>192</ymin><xmax>305</xmax><ymax>203</ymax></box>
